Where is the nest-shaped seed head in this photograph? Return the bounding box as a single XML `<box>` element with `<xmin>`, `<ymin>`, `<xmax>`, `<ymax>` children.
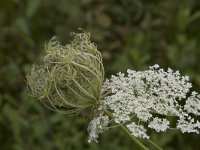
<box><xmin>26</xmin><ymin>32</ymin><xmax>104</xmax><ymax>114</ymax></box>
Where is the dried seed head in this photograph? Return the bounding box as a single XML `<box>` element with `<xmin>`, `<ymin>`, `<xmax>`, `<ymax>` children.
<box><xmin>26</xmin><ymin>31</ymin><xmax>104</xmax><ymax>114</ymax></box>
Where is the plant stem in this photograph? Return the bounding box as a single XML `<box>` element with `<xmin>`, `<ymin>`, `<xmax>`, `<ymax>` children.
<box><xmin>119</xmin><ymin>123</ymin><xmax>150</xmax><ymax>150</ymax></box>
<box><xmin>147</xmin><ymin>139</ymin><xmax>163</xmax><ymax>150</ymax></box>
<box><xmin>105</xmin><ymin>111</ymin><xmax>149</xmax><ymax>150</ymax></box>
<box><xmin>105</xmin><ymin>110</ymin><xmax>163</xmax><ymax>150</ymax></box>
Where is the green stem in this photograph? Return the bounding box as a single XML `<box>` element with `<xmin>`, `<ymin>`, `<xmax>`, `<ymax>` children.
<box><xmin>105</xmin><ymin>111</ymin><xmax>149</xmax><ymax>150</ymax></box>
<box><xmin>105</xmin><ymin>110</ymin><xmax>163</xmax><ymax>150</ymax></box>
<box><xmin>147</xmin><ymin>139</ymin><xmax>163</xmax><ymax>150</ymax></box>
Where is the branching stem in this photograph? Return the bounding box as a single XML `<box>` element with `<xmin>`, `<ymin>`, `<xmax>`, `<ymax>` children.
<box><xmin>105</xmin><ymin>110</ymin><xmax>149</xmax><ymax>150</ymax></box>
<box><xmin>105</xmin><ymin>110</ymin><xmax>163</xmax><ymax>150</ymax></box>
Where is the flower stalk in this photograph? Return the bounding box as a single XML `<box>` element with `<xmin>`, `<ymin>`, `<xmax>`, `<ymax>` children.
<box><xmin>105</xmin><ymin>110</ymin><xmax>163</xmax><ymax>150</ymax></box>
<box><xmin>105</xmin><ymin>111</ymin><xmax>149</xmax><ymax>150</ymax></box>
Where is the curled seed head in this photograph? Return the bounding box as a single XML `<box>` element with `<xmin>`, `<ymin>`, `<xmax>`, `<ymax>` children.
<box><xmin>27</xmin><ymin>31</ymin><xmax>105</xmax><ymax>114</ymax></box>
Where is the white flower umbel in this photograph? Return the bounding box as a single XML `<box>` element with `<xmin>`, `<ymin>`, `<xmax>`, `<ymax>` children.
<box><xmin>184</xmin><ymin>91</ymin><xmax>200</xmax><ymax>115</ymax></box>
<box><xmin>127</xmin><ymin>122</ymin><xmax>149</xmax><ymax>138</ymax></box>
<box><xmin>177</xmin><ymin>117</ymin><xmax>200</xmax><ymax>133</ymax></box>
<box><xmin>88</xmin><ymin>64</ymin><xmax>200</xmax><ymax>143</ymax></box>
<box><xmin>87</xmin><ymin>115</ymin><xmax>109</xmax><ymax>143</ymax></box>
<box><xmin>148</xmin><ymin>117</ymin><xmax>169</xmax><ymax>132</ymax></box>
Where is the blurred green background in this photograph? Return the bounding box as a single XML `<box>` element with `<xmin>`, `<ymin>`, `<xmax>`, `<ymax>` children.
<box><xmin>1</xmin><ymin>0</ymin><xmax>200</xmax><ymax>149</ymax></box>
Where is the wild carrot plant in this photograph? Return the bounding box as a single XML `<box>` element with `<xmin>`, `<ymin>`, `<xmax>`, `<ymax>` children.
<box><xmin>27</xmin><ymin>31</ymin><xmax>200</xmax><ymax>150</ymax></box>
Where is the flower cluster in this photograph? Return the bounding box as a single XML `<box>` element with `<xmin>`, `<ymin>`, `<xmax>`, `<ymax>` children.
<box><xmin>88</xmin><ymin>64</ymin><xmax>200</xmax><ymax>142</ymax></box>
<box><xmin>127</xmin><ymin>122</ymin><xmax>149</xmax><ymax>138</ymax></box>
<box><xmin>87</xmin><ymin>115</ymin><xmax>109</xmax><ymax>143</ymax></box>
<box><xmin>148</xmin><ymin>117</ymin><xmax>169</xmax><ymax>132</ymax></box>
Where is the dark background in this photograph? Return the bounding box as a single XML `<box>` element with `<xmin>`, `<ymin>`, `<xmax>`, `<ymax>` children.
<box><xmin>0</xmin><ymin>0</ymin><xmax>200</xmax><ymax>149</ymax></box>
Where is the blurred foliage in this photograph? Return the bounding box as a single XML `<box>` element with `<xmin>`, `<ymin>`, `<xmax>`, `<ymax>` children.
<box><xmin>1</xmin><ymin>0</ymin><xmax>200</xmax><ymax>149</ymax></box>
